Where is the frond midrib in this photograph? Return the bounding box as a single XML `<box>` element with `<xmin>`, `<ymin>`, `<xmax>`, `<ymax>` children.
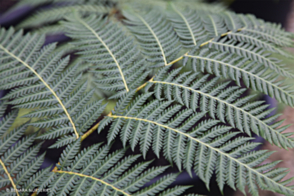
<box><xmin>228</xmin><ymin>31</ymin><xmax>290</xmax><ymax>57</ymax></box>
<box><xmin>171</xmin><ymin>3</ymin><xmax>196</xmax><ymax>46</ymax></box>
<box><xmin>225</xmin><ymin>12</ymin><xmax>236</xmax><ymax>30</ymax></box>
<box><xmin>0</xmin><ymin>44</ymin><xmax>79</xmax><ymax>139</ymax></box>
<box><xmin>0</xmin><ymin>158</ymin><xmax>20</xmax><ymax>196</ymax></box>
<box><xmin>135</xmin><ymin>13</ymin><xmax>168</xmax><ymax>65</ymax></box>
<box><xmin>208</xmin><ymin>15</ymin><xmax>218</xmax><ymax>36</ymax></box>
<box><xmin>185</xmin><ymin>54</ymin><xmax>294</xmax><ymax>100</ymax></box>
<box><xmin>108</xmin><ymin>114</ymin><xmax>294</xmax><ymax>194</ymax></box>
<box><xmin>53</xmin><ymin>170</ymin><xmax>131</xmax><ymax>196</ymax></box>
<box><xmin>149</xmin><ymin>79</ymin><xmax>293</xmax><ymax>146</ymax></box>
<box><xmin>210</xmin><ymin>41</ymin><xmax>294</xmax><ymax>78</ymax></box>
<box><xmin>241</xmin><ymin>28</ymin><xmax>292</xmax><ymax>44</ymax></box>
<box><xmin>74</xmin><ymin>13</ymin><xmax>129</xmax><ymax>92</ymax></box>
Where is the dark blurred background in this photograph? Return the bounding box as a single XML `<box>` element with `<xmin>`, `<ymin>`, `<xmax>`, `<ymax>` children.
<box><xmin>0</xmin><ymin>0</ymin><xmax>293</xmax><ymax>27</ymax></box>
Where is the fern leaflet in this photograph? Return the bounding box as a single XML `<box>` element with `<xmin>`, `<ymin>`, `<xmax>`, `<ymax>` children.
<box><xmin>62</xmin><ymin>13</ymin><xmax>150</xmax><ymax>98</ymax></box>
<box><xmin>0</xmin><ymin>28</ymin><xmax>106</xmax><ymax>146</ymax></box>
<box><xmin>46</xmin><ymin>140</ymin><xmax>192</xmax><ymax>196</ymax></box>
<box><xmin>123</xmin><ymin>9</ymin><xmax>181</xmax><ymax>67</ymax></box>
<box><xmin>208</xmin><ymin>37</ymin><xmax>294</xmax><ymax>78</ymax></box>
<box><xmin>98</xmin><ymin>93</ymin><xmax>294</xmax><ymax>195</ymax></box>
<box><xmin>0</xmin><ymin>103</ymin><xmax>51</xmax><ymax>196</ymax></box>
<box><xmin>183</xmin><ymin>47</ymin><xmax>294</xmax><ymax>106</ymax></box>
<box><xmin>144</xmin><ymin>67</ymin><xmax>294</xmax><ymax>149</ymax></box>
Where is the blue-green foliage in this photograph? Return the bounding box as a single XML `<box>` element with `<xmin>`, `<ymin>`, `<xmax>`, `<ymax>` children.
<box><xmin>61</xmin><ymin>13</ymin><xmax>151</xmax><ymax>98</ymax></box>
<box><xmin>45</xmin><ymin>140</ymin><xmax>193</xmax><ymax>196</ymax></box>
<box><xmin>0</xmin><ymin>103</ymin><xmax>51</xmax><ymax>196</ymax></box>
<box><xmin>145</xmin><ymin>67</ymin><xmax>294</xmax><ymax>148</ymax></box>
<box><xmin>0</xmin><ymin>28</ymin><xmax>107</xmax><ymax>147</ymax></box>
<box><xmin>184</xmin><ymin>46</ymin><xmax>294</xmax><ymax>106</ymax></box>
<box><xmin>1</xmin><ymin>0</ymin><xmax>294</xmax><ymax>195</ymax></box>
<box><xmin>99</xmin><ymin>93</ymin><xmax>294</xmax><ymax>195</ymax></box>
<box><xmin>123</xmin><ymin>9</ymin><xmax>182</xmax><ymax>67</ymax></box>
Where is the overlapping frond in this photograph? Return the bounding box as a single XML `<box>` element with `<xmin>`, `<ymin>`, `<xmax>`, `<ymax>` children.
<box><xmin>0</xmin><ymin>103</ymin><xmax>51</xmax><ymax>196</ymax></box>
<box><xmin>17</xmin><ymin>5</ymin><xmax>111</xmax><ymax>32</ymax></box>
<box><xmin>0</xmin><ymin>28</ymin><xmax>106</xmax><ymax>146</ymax></box>
<box><xmin>62</xmin><ymin>13</ymin><xmax>150</xmax><ymax>98</ymax></box>
<box><xmin>227</xmin><ymin>31</ymin><xmax>293</xmax><ymax>58</ymax></box>
<box><xmin>144</xmin><ymin>67</ymin><xmax>294</xmax><ymax>148</ymax></box>
<box><xmin>98</xmin><ymin>94</ymin><xmax>294</xmax><ymax>195</ymax></box>
<box><xmin>183</xmin><ymin>47</ymin><xmax>294</xmax><ymax>106</ymax></box>
<box><xmin>237</xmin><ymin>14</ymin><xmax>294</xmax><ymax>47</ymax></box>
<box><xmin>123</xmin><ymin>9</ymin><xmax>182</xmax><ymax>67</ymax></box>
<box><xmin>200</xmin><ymin>13</ymin><xmax>227</xmax><ymax>38</ymax></box>
<box><xmin>167</xmin><ymin>4</ymin><xmax>207</xmax><ymax>48</ymax></box>
<box><xmin>208</xmin><ymin>37</ymin><xmax>294</xmax><ymax>78</ymax></box>
<box><xmin>45</xmin><ymin>140</ymin><xmax>191</xmax><ymax>196</ymax></box>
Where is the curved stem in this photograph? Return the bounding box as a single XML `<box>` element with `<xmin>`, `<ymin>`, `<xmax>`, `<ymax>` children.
<box><xmin>0</xmin><ymin>158</ymin><xmax>19</xmax><ymax>196</ymax></box>
<box><xmin>81</xmin><ymin>27</ymin><xmax>244</xmax><ymax>141</ymax></box>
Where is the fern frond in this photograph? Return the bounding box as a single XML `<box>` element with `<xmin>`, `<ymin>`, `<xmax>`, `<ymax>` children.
<box><xmin>183</xmin><ymin>47</ymin><xmax>294</xmax><ymax>106</ymax></box>
<box><xmin>167</xmin><ymin>4</ymin><xmax>207</xmax><ymax>48</ymax></box>
<box><xmin>201</xmin><ymin>14</ymin><xmax>227</xmax><ymax>38</ymax></box>
<box><xmin>47</xmin><ymin>140</ymin><xmax>191</xmax><ymax>196</ymax></box>
<box><xmin>98</xmin><ymin>94</ymin><xmax>294</xmax><ymax>195</ymax></box>
<box><xmin>61</xmin><ymin>13</ymin><xmax>150</xmax><ymax>97</ymax></box>
<box><xmin>0</xmin><ymin>103</ymin><xmax>51</xmax><ymax>196</ymax></box>
<box><xmin>34</xmin><ymin>24</ymin><xmax>67</xmax><ymax>35</ymax></box>
<box><xmin>222</xmin><ymin>11</ymin><xmax>244</xmax><ymax>31</ymax></box>
<box><xmin>0</xmin><ymin>28</ymin><xmax>106</xmax><ymax>145</ymax></box>
<box><xmin>144</xmin><ymin>67</ymin><xmax>294</xmax><ymax>149</ymax></box>
<box><xmin>227</xmin><ymin>31</ymin><xmax>293</xmax><ymax>58</ymax></box>
<box><xmin>239</xmin><ymin>14</ymin><xmax>294</xmax><ymax>47</ymax></box>
<box><xmin>123</xmin><ymin>9</ymin><xmax>182</xmax><ymax>67</ymax></box>
<box><xmin>0</xmin><ymin>109</ymin><xmax>18</xmax><ymax>136</ymax></box>
<box><xmin>17</xmin><ymin>5</ymin><xmax>111</xmax><ymax>29</ymax></box>
<box><xmin>208</xmin><ymin>37</ymin><xmax>294</xmax><ymax>78</ymax></box>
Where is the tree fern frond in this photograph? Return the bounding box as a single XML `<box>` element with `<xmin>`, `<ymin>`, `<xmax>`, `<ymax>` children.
<box><xmin>183</xmin><ymin>47</ymin><xmax>294</xmax><ymax>106</ymax></box>
<box><xmin>17</xmin><ymin>5</ymin><xmax>111</xmax><ymax>29</ymax></box>
<box><xmin>62</xmin><ymin>13</ymin><xmax>150</xmax><ymax>97</ymax></box>
<box><xmin>239</xmin><ymin>14</ymin><xmax>294</xmax><ymax>47</ymax></box>
<box><xmin>0</xmin><ymin>107</ymin><xmax>51</xmax><ymax>196</ymax></box>
<box><xmin>98</xmin><ymin>94</ymin><xmax>294</xmax><ymax>195</ymax></box>
<box><xmin>144</xmin><ymin>67</ymin><xmax>294</xmax><ymax>149</ymax></box>
<box><xmin>201</xmin><ymin>13</ymin><xmax>227</xmax><ymax>38</ymax></box>
<box><xmin>0</xmin><ymin>106</ymin><xmax>18</xmax><ymax>136</ymax></box>
<box><xmin>171</xmin><ymin>1</ymin><xmax>227</xmax><ymax>14</ymax></box>
<box><xmin>208</xmin><ymin>37</ymin><xmax>294</xmax><ymax>78</ymax></box>
<box><xmin>0</xmin><ymin>28</ymin><xmax>106</xmax><ymax>145</ymax></box>
<box><xmin>221</xmin><ymin>11</ymin><xmax>244</xmax><ymax>32</ymax></box>
<box><xmin>227</xmin><ymin>31</ymin><xmax>293</xmax><ymax>58</ymax></box>
<box><xmin>123</xmin><ymin>9</ymin><xmax>182</xmax><ymax>67</ymax></box>
<box><xmin>167</xmin><ymin>4</ymin><xmax>207</xmax><ymax>48</ymax></box>
<box><xmin>47</xmin><ymin>140</ymin><xmax>190</xmax><ymax>196</ymax></box>
<box><xmin>34</xmin><ymin>24</ymin><xmax>67</xmax><ymax>35</ymax></box>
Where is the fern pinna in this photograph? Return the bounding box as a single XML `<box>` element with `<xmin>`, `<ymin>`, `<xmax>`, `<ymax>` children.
<box><xmin>1</xmin><ymin>0</ymin><xmax>294</xmax><ymax>195</ymax></box>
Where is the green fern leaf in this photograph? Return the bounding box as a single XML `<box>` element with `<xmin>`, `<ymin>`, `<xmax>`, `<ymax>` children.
<box><xmin>123</xmin><ymin>9</ymin><xmax>182</xmax><ymax>67</ymax></box>
<box><xmin>208</xmin><ymin>37</ymin><xmax>294</xmax><ymax>78</ymax></box>
<box><xmin>227</xmin><ymin>31</ymin><xmax>293</xmax><ymax>58</ymax></box>
<box><xmin>144</xmin><ymin>67</ymin><xmax>294</xmax><ymax>149</ymax></box>
<box><xmin>17</xmin><ymin>5</ymin><xmax>110</xmax><ymax>29</ymax></box>
<box><xmin>0</xmin><ymin>28</ymin><xmax>106</xmax><ymax>145</ymax></box>
<box><xmin>98</xmin><ymin>94</ymin><xmax>294</xmax><ymax>195</ymax></box>
<box><xmin>0</xmin><ymin>103</ymin><xmax>51</xmax><ymax>196</ymax></box>
<box><xmin>47</xmin><ymin>140</ymin><xmax>191</xmax><ymax>196</ymax></box>
<box><xmin>167</xmin><ymin>4</ymin><xmax>207</xmax><ymax>48</ymax></box>
<box><xmin>239</xmin><ymin>14</ymin><xmax>294</xmax><ymax>47</ymax></box>
<box><xmin>61</xmin><ymin>13</ymin><xmax>150</xmax><ymax>98</ymax></box>
<box><xmin>183</xmin><ymin>47</ymin><xmax>294</xmax><ymax>106</ymax></box>
<box><xmin>201</xmin><ymin>14</ymin><xmax>227</xmax><ymax>38</ymax></box>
